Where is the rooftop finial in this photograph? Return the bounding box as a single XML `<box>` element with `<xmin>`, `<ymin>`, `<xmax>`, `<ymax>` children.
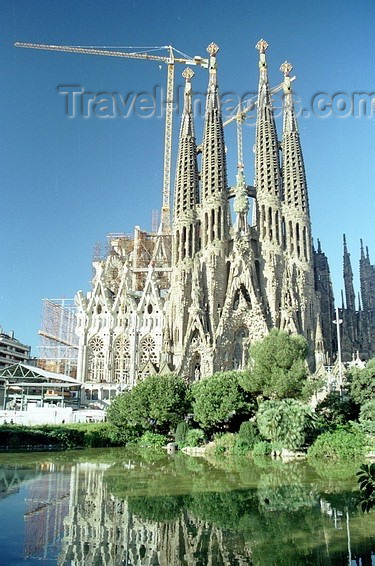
<box><xmin>255</xmin><ymin>39</ymin><xmax>268</xmax><ymax>53</ymax></box>
<box><xmin>317</xmin><ymin>238</ymin><xmax>322</xmax><ymax>253</ymax></box>
<box><xmin>206</xmin><ymin>42</ymin><xmax>219</xmax><ymax>56</ymax></box>
<box><xmin>182</xmin><ymin>68</ymin><xmax>194</xmax><ymax>81</ymax></box>
<box><xmin>280</xmin><ymin>61</ymin><xmax>293</xmax><ymax>77</ymax></box>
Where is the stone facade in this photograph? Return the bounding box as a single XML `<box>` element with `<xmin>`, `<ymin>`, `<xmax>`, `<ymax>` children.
<box><xmin>74</xmin><ymin>40</ymin><xmax>373</xmax><ymax>393</ymax></box>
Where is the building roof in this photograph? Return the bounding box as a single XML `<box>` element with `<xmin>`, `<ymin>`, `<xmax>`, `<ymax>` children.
<box><xmin>0</xmin><ymin>363</ymin><xmax>81</xmax><ymax>386</ymax></box>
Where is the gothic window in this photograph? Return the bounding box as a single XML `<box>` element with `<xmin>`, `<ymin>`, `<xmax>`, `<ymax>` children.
<box><xmin>281</xmin><ymin>216</ymin><xmax>286</xmax><ymax>249</ymax></box>
<box><xmin>87</xmin><ymin>336</ymin><xmax>106</xmax><ymax>383</ymax></box>
<box><xmin>268</xmin><ymin>207</ymin><xmax>273</xmax><ymax>240</ymax></box>
<box><xmin>233</xmin><ymin>289</ymin><xmax>240</xmax><ymax>310</ymax></box>
<box><xmin>182</xmin><ymin>226</ymin><xmax>186</xmax><ymax>259</ymax></box>
<box><xmin>114</xmin><ymin>335</ymin><xmax>131</xmax><ymax>385</ymax></box>
<box><xmin>176</xmin><ymin>230</ymin><xmax>180</xmax><ymax>263</ymax></box>
<box><xmin>188</xmin><ymin>224</ymin><xmax>193</xmax><ymax>257</ymax></box>
<box><xmin>289</xmin><ymin>221</ymin><xmax>294</xmax><ymax>254</ymax></box>
<box><xmin>303</xmin><ymin>226</ymin><xmax>308</xmax><ymax>260</ymax></box>
<box><xmin>140</xmin><ymin>335</ymin><xmax>158</xmax><ymax>366</ymax></box>
<box><xmin>296</xmin><ymin>222</ymin><xmax>301</xmax><ymax>257</ymax></box>
<box><xmin>275</xmin><ymin>210</ymin><xmax>280</xmax><ymax>245</ymax></box>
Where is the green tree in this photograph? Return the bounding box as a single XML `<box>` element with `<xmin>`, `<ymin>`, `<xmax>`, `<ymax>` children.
<box><xmin>358</xmin><ymin>399</ymin><xmax>375</xmax><ymax>434</ymax></box>
<box><xmin>257</xmin><ymin>399</ymin><xmax>315</xmax><ymax>451</ymax></box>
<box><xmin>107</xmin><ymin>374</ymin><xmax>190</xmax><ymax>436</ymax></box>
<box><xmin>239</xmin><ymin>330</ymin><xmax>309</xmax><ymax>400</ymax></box>
<box><xmin>347</xmin><ymin>358</ymin><xmax>375</xmax><ymax>406</ymax></box>
<box><xmin>191</xmin><ymin>371</ymin><xmax>254</xmax><ymax>432</ymax></box>
<box><xmin>315</xmin><ymin>391</ymin><xmax>359</xmax><ymax>431</ymax></box>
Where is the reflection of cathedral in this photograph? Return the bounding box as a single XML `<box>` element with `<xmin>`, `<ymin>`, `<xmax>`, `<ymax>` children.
<box><xmin>2</xmin><ymin>457</ymin><xmax>373</xmax><ymax>564</ymax></box>
<box><xmin>59</xmin><ymin>462</ymin><xmax>252</xmax><ymax>565</ymax></box>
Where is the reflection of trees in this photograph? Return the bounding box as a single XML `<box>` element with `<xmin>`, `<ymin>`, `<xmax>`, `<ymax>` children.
<box><xmin>257</xmin><ymin>461</ymin><xmax>317</xmax><ymax>512</ymax></box>
<box><xmin>128</xmin><ymin>495</ymin><xmax>185</xmax><ymax>522</ymax></box>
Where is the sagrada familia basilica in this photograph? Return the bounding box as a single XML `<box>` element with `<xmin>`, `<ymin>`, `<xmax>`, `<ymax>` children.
<box><xmin>74</xmin><ymin>40</ymin><xmax>375</xmax><ymax>398</ymax></box>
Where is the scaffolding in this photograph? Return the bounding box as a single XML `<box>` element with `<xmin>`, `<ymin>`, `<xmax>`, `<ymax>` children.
<box><xmin>38</xmin><ymin>299</ymin><xmax>78</xmax><ymax>377</ymax></box>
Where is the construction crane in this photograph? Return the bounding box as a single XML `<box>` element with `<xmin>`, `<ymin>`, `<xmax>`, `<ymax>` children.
<box><xmin>14</xmin><ymin>42</ymin><xmax>209</xmax><ymax>232</ymax></box>
<box><xmin>223</xmin><ymin>77</ymin><xmax>295</xmax><ymax>172</ymax></box>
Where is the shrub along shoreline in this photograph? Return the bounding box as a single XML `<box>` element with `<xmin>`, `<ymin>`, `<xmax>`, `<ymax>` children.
<box><xmin>0</xmin><ymin>422</ymin><xmax>122</xmax><ymax>451</ymax></box>
<box><xmin>1</xmin><ymin>331</ymin><xmax>374</xmax><ymax>464</ymax></box>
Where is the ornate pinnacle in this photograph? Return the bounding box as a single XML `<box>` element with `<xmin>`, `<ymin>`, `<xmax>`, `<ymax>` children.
<box><xmin>280</xmin><ymin>61</ymin><xmax>293</xmax><ymax>76</ymax></box>
<box><xmin>255</xmin><ymin>39</ymin><xmax>268</xmax><ymax>53</ymax></box>
<box><xmin>182</xmin><ymin>68</ymin><xmax>194</xmax><ymax>80</ymax></box>
<box><xmin>206</xmin><ymin>42</ymin><xmax>219</xmax><ymax>56</ymax></box>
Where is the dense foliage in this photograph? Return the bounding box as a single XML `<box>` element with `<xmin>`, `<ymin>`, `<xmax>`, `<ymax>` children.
<box><xmin>191</xmin><ymin>371</ymin><xmax>254</xmax><ymax>432</ymax></box>
<box><xmin>107</xmin><ymin>374</ymin><xmax>190</xmax><ymax>436</ymax></box>
<box><xmin>184</xmin><ymin>428</ymin><xmax>205</xmax><ymax>447</ymax></box>
<box><xmin>239</xmin><ymin>330</ymin><xmax>309</xmax><ymax>400</ymax></box>
<box><xmin>358</xmin><ymin>400</ymin><xmax>375</xmax><ymax>434</ymax></box>
<box><xmin>307</xmin><ymin>429</ymin><xmax>366</xmax><ymax>461</ymax></box>
<box><xmin>257</xmin><ymin>399</ymin><xmax>314</xmax><ymax>451</ymax></box>
<box><xmin>356</xmin><ymin>463</ymin><xmax>375</xmax><ymax>512</ymax></box>
<box><xmin>0</xmin><ymin>422</ymin><xmax>121</xmax><ymax>450</ymax></box>
<box><xmin>347</xmin><ymin>358</ymin><xmax>375</xmax><ymax>406</ymax></box>
<box><xmin>174</xmin><ymin>421</ymin><xmax>190</xmax><ymax>447</ymax></box>
<box><xmin>315</xmin><ymin>391</ymin><xmax>359</xmax><ymax>431</ymax></box>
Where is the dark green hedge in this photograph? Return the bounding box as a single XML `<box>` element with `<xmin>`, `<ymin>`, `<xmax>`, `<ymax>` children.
<box><xmin>0</xmin><ymin>422</ymin><xmax>124</xmax><ymax>450</ymax></box>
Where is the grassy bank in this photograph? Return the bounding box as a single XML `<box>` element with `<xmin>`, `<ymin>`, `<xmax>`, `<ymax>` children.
<box><xmin>0</xmin><ymin>422</ymin><xmax>123</xmax><ymax>451</ymax></box>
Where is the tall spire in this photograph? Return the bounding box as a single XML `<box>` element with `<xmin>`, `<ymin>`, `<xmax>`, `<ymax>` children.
<box><xmin>255</xmin><ymin>39</ymin><xmax>282</xmax><ymax>200</ymax></box>
<box><xmin>343</xmin><ymin>234</ymin><xmax>356</xmax><ymax>311</ymax></box>
<box><xmin>201</xmin><ymin>42</ymin><xmax>228</xmax><ymax>204</ymax></box>
<box><xmin>173</xmin><ymin>68</ymin><xmax>199</xmax><ymax>222</ymax></box>
<box><xmin>280</xmin><ymin>61</ymin><xmax>309</xmax><ymax>212</ymax></box>
<box><xmin>360</xmin><ymin>240</ymin><xmax>374</xmax><ymax>312</ymax></box>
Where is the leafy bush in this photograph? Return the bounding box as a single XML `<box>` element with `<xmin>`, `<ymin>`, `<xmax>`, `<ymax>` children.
<box><xmin>358</xmin><ymin>400</ymin><xmax>375</xmax><ymax>434</ymax></box>
<box><xmin>347</xmin><ymin>358</ymin><xmax>375</xmax><ymax>406</ymax></box>
<box><xmin>175</xmin><ymin>421</ymin><xmax>190</xmax><ymax>447</ymax></box>
<box><xmin>239</xmin><ymin>330</ymin><xmax>309</xmax><ymax>400</ymax></box>
<box><xmin>191</xmin><ymin>371</ymin><xmax>254</xmax><ymax>432</ymax></box>
<box><xmin>238</xmin><ymin>420</ymin><xmax>260</xmax><ymax>447</ymax></box>
<box><xmin>107</xmin><ymin>374</ymin><xmax>190</xmax><ymax>436</ymax></box>
<box><xmin>213</xmin><ymin>433</ymin><xmax>237</xmax><ymax>455</ymax></box>
<box><xmin>137</xmin><ymin>431</ymin><xmax>167</xmax><ymax>448</ymax></box>
<box><xmin>257</xmin><ymin>399</ymin><xmax>315</xmax><ymax>451</ymax></box>
<box><xmin>0</xmin><ymin>422</ymin><xmax>122</xmax><ymax>450</ymax></box>
<box><xmin>184</xmin><ymin>428</ymin><xmax>205</xmax><ymax>447</ymax></box>
<box><xmin>315</xmin><ymin>392</ymin><xmax>359</xmax><ymax>431</ymax></box>
<box><xmin>307</xmin><ymin>429</ymin><xmax>366</xmax><ymax>461</ymax></box>
<box><xmin>252</xmin><ymin>441</ymin><xmax>272</xmax><ymax>457</ymax></box>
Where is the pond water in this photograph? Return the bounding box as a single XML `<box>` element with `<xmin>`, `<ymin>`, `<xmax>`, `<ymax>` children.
<box><xmin>0</xmin><ymin>448</ymin><xmax>374</xmax><ymax>565</ymax></box>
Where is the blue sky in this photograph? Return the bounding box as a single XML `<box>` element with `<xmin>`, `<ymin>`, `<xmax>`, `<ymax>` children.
<box><xmin>1</xmin><ymin>0</ymin><xmax>374</xmax><ymax>354</ymax></box>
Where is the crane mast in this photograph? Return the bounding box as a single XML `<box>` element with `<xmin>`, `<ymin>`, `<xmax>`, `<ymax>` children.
<box><xmin>14</xmin><ymin>41</ymin><xmax>209</xmax><ymax>232</ymax></box>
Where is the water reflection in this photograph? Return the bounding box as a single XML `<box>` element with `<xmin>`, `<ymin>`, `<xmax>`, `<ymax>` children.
<box><xmin>0</xmin><ymin>451</ymin><xmax>374</xmax><ymax>565</ymax></box>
